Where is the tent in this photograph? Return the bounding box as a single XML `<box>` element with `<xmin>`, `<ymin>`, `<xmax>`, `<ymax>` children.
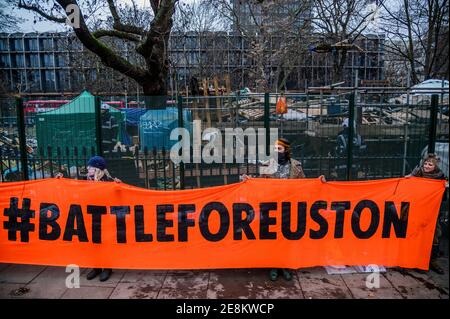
<box><xmin>411</xmin><ymin>79</ymin><xmax>449</xmax><ymax>96</ymax></box>
<box><xmin>139</xmin><ymin>107</ymin><xmax>192</xmax><ymax>151</ymax></box>
<box><xmin>120</xmin><ymin>108</ymin><xmax>148</xmax><ymax>146</ymax></box>
<box><xmin>36</xmin><ymin>91</ymin><xmax>124</xmax><ymax>156</ymax></box>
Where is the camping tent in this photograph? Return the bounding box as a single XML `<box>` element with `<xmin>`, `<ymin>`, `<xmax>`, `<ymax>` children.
<box><xmin>139</xmin><ymin>107</ymin><xmax>192</xmax><ymax>151</ymax></box>
<box><xmin>36</xmin><ymin>91</ymin><xmax>124</xmax><ymax>156</ymax></box>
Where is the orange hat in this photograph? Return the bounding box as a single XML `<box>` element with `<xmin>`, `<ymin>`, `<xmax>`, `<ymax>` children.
<box><xmin>275</xmin><ymin>138</ymin><xmax>291</xmax><ymax>157</ymax></box>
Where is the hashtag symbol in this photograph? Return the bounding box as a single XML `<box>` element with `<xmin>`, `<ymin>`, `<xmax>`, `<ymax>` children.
<box><xmin>3</xmin><ymin>197</ymin><xmax>35</xmax><ymax>242</ymax></box>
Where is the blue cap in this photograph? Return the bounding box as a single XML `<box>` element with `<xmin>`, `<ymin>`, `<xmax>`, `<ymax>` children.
<box><xmin>87</xmin><ymin>156</ymin><xmax>106</xmax><ymax>170</ymax></box>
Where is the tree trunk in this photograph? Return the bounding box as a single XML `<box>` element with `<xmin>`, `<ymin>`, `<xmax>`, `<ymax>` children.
<box><xmin>140</xmin><ymin>32</ymin><xmax>171</xmax><ymax>108</ymax></box>
<box><xmin>141</xmin><ymin>77</ymin><xmax>168</xmax><ymax>108</ymax></box>
<box><xmin>332</xmin><ymin>50</ymin><xmax>347</xmax><ymax>84</ymax></box>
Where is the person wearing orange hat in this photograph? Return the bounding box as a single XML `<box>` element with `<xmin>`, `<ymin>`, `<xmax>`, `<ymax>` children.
<box><xmin>242</xmin><ymin>138</ymin><xmax>325</xmax><ymax>281</ymax></box>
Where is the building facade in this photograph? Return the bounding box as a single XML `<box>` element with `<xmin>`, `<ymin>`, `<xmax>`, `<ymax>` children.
<box><xmin>0</xmin><ymin>31</ymin><xmax>385</xmax><ymax>94</ymax></box>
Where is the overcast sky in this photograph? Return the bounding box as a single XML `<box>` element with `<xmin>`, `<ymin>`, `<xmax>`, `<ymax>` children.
<box><xmin>5</xmin><ymin>0</ymin><xmax>196</xmax><ymax>33</ymax></box>
<box><xmin>5</xmin><ymin>0</ymin><xmax>383</xmax><ymax>33</ymax></box>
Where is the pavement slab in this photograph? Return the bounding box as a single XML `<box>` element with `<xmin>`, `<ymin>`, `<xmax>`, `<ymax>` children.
<box><xmin>207</xmin><ymin>269</ymin><xmax>303</xmax><ymax>299</ymax></box>
<box><xmin>383</xmin><ymin>268</ymin><xmax>449</xmax><ymax>299</ymax></box>
<box><xmin>16</xmin><ymin>266</ymin><xmax>71</xmax><ymax>298</ymax></box>
<box><xmin>162</xmin><ymin>270</ymin><xmax>209</xmax><ymax>290</ymax></box>
<box><xmin>297</xmin><ymin>268</ymin><xmax>353</xmax><ymax>299</ymax></box>
<box><xmin>0</xmin><ymin>264</ymin><xmax>46</xmax><ymax>284</ymax></box>
<box><xmin>340</xmin><ymin>273</ymin><xmax>402</xmax><ymax>299</ymax></box>
<box><xmin>120</xmin><ymin>270</ymin><xmax>167</xmax><ymax>286</ymax></box>
<box><xmin>0</xmin><ymin>283</ymin><xmax>27</xmax><ymax>299</ymax></box>
<box><xmin>109</xmin><ymin>282</ymin><xmax>159</xmax><ymax>299</ymax></box>
<box><xmin>157</xmin><ymin>288</ymin><xmax>208</xmax><ymax>299</ymax></box>
<box><xmin>61</xmin><ymin>286</ymin><xmax>114</xmax><ymax>299</ymax></box>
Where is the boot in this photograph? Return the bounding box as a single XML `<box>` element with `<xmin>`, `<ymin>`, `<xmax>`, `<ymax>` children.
<box><xmin>99</xmin><ymin>268</ymin><xmax>113</xmax><ymax>282</ymax></box>
<box><xmin>429</xmin><ymin>244</ymin><xmax>444</xmax><ymax>275</ymax></box>
<box><xmin>429</xmin><ymin>259</ymin><xmax>444</xmax><ymax>275</ymax></box>
<box><xmin>269</xmin><ymin>269</ymin><xmax>279</xmax><ymax>281</ymax></box>
<box><xmin>86</xmin><ymin>268</ymin><xmax>102</xmax><ymax>280</ymax></box>
<box><xmin>282</xmin><ymin>269</ymin><xmax>293</xmax><ymax>281</ymax></box>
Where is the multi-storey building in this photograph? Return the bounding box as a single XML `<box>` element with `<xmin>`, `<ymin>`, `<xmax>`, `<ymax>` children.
<box><xmin>0</xmin><ymin>31</ymin><xmax>385</xmax><ymax>94</ymax></box>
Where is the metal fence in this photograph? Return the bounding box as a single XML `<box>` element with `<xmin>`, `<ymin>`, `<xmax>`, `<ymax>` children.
<box><xmin>1</xmin><ymin>87</ymin><xmax>448</xmax><ymax>189</ymax></box>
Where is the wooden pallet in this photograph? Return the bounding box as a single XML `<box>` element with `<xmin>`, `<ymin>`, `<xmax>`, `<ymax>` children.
<box><xmin>238</xmin><ymin>108</ymin><xmax>265</xmax><ymax>120</ymax></box>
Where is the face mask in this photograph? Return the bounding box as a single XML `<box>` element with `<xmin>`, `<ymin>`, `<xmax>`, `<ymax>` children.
<box><xmin>277</xmin><ymin>151</ymin><xmax>288</xmax><ymax>164</ymax></box>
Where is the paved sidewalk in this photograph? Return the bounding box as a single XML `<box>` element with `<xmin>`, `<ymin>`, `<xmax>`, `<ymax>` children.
<box><xmin>0</xmin><ymin>257</ymin><xmax>448</xmax><ymax>299</ymax></box>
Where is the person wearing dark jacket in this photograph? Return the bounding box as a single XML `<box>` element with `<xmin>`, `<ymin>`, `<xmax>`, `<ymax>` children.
<box><xmin>408</xmin><ymin>153</ymin><xmax>447</xmax><ymax>274</ymax></box>
<box><xmin>56</xmin><ymin>155</ymin><xmax>120</xmax><ymax>281</ymax></box>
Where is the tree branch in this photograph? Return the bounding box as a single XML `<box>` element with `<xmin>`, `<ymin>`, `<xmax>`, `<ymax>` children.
<box><xmin>92</xmin><ymin>29</ymin><xmax>140</xmax><ymax>42</ymax></box>
<box><xmin>136</xmin><ymin>0</ymin><xmax>176</xmax><ymax>57</ymax></box>
<box><xmin>53</xmin><ymin>0</ymin><xmax>147</xmax><ymax>82</ymax></box>
<box><xmin>106</xmin><ymin>0</ymin><xmax>146</xmax><ymax>35</ymax></box>
<box><xmin>18</xmin><ymin>0</ymin><xmax>66</xmax><ymax>23</ymax></box>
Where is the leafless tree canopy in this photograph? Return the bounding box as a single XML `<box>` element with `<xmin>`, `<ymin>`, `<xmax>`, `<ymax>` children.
<box><xmin>380</xmin><ymin>0</ymin><xmax>449</xmax><ymax>84</ymax></box>
<box><xmin>17</xmin><ymin>0</ymin><xmax>177</xmax><ymax>97</ymax></box>
<box><xmin>311</xmin><ymin>0</ymin><xmax>385</xmax><ymax>83</ymax></box>
<box><xmin>0</xmin><ymin>0</ymin><xmax>24</xmax><ymax>31</ymax></box>
<box><xmin>212</xmin><ymin>0</ymin><xmax>313</xmax><ymax>92</ymax></box>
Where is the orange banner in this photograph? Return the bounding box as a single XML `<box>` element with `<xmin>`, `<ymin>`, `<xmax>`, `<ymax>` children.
<box><xmin>0</xmin><ymin>177</ymin><xmax>445</xmax><ymax>270</ymax></box>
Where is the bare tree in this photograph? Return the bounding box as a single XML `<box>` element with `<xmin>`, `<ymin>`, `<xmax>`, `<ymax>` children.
<box><xmin>16</xmin><ymin>0</ymin><xmax>178</xmax><ymax>100</ymax></box>
<box><xmin>380</xmin><ymin>0</ymin><xmax>449</xmax><ymax>84</ymax></box>
<box><xmin>172</xmin><ymin>0</ymin><xmax>226</xmax><ymax>89</ymax></box>
<box><xmin>311</xmin><ymin>0</ymin><xmax>383</xmax><ymax>83</ymax></box>
<box><xmin>213</xmin><ymin>0</ymin><xmax>312</xmax><ymax>92</ymax></box>
<box><xmin>0</xmin><ymin>0</ymin><xmax>24</xmax><ymax>31</ymax></box>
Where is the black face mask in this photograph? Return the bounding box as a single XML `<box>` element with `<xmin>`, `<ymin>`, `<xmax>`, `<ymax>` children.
<box><xmin>277</xmin><ymin>152</ymin><xmax>289</xmax><ymax>165</ymax></box>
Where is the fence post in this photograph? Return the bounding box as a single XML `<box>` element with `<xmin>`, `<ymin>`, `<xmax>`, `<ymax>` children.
<box><xmin>178</xmin><ymin>95</ymin><xmax>185</xmax><ymax>189</ymax></box>
<box><xmin>346</xmin><ymin>93</ymin><xmax>355</xmax><ymax>181</ymax></box>
<box><xmin>427</xmin><ymin>94</ymin><xmax>439</xmax><ymax>154</ymax></box>
<box><xmin>264</xmin><ymin>92</ymin><xmax>270</xmax><ymax>156</ymax></box>
<box><xmin>94</xmin><ymin>96</ymin><xmax>103</xmax><ymax>156</ymax></box>
<box><xmin>16</xmin><ymin>97</ymin><xmax>28</xmax><ymax>181</ymax></box>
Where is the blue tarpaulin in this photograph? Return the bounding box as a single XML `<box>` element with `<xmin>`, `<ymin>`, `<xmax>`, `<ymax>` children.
<box><xmin>139</xmin><ymin>107</ymin><xmax>192</xmax><ymax>150</ymax></box>
<box><xmin>122</xmin><ymin>108</ymin><xmax>148</xmax><ymax>126</ymax></box>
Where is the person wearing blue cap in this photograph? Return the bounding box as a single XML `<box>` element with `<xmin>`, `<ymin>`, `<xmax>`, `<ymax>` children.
<box><xmin>56</xmin><ymin>155</ymin><xmax>120</xmax><ymax>281</ymax></box>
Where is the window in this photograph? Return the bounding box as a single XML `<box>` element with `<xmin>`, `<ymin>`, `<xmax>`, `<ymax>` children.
<box><xmin>55</xmin><ymin>38</ymin><xmax>67</xmax><ymax>51</ymax></box>
<box><xmin>0</xmin><ymin>39</ymin><xmax>8</xmax><ymax>51</ymax></box>
<box><xmin>26</xmin><ymin>54</ymin><xmax>39</xmax><ymax>67</ymax></box>
<box><xmin>0</xmin><ymin>54</ymin><xmax>10</xmax><ymax>67</ymax></box>
<box><xmin>14</xmin><ymin>54</ymin><xmax>24</xmax><ymax>67</ymax></box>
<box><xmin>185</xmin><ymin>36</ymin><xmax>198</xmax><ymax>50</ymax></box>
<box><xmin>27</xmin><ymin>70</ymin><xmax>41</xmax><ymax>91</ymax></box>
<box><xmin>13</xmin><ymin>39</ymin><xmax>24</xmax><ymax>51</ymax></box>
<box><xmin>41</xmin><ymin>38</ymin><xmax>53</xmax><ymax>51</ymax></box>
<box><xmin>56</xmin><ymin>70</ymin><xmax>70</xmax><ymax>90</ymax></box>
<box><xmin>44</xmin><ymin>70</ymin><xmax>55</xmax><ymax>91</ymax></box>
<box><xmin>43</xmin><ymin>54</ymin><xmax>54</xmax><ymax>67</ymax></box>
<box><xmin>26</xmin><ymin>39</ymin><xmax>38</xmax><ymax>51</ymax></box>
<box><xmin>12</xmin><ymin>70</ymin><xmax>26</xmax><ymax>89</ymax></box>
<box><xmin>56</xmin><ymin>54</ymin><xmax>66</xmax><ymax>67</ymax></box>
